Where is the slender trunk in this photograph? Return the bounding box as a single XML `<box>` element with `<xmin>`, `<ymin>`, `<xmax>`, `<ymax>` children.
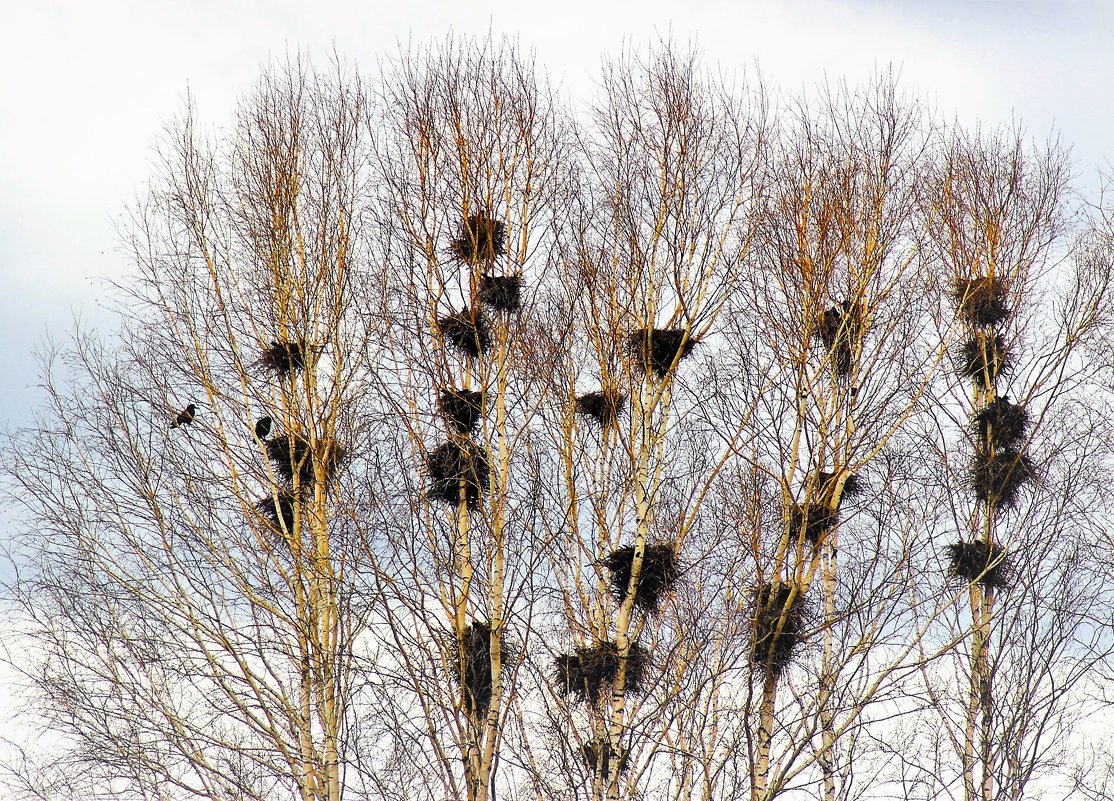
<box><xmin>818</xmin><ymin>535</ymin><xmax>838</xmax><ymax>801</ymax></box>
<box><xmin>752</xmin><ymin>671</ymin><xmax>778</xmax><ymax>801</ymax></box>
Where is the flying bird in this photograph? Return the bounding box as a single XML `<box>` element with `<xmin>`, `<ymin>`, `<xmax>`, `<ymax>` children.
<box><xmin>254</xmin><ymin>415</ymin><xmax>273</xmax><ymax>440</ymax></box>
<box><xmin>171</xmin><ymin>404</ymin><xmax>197</xmax><ymax>429</ymax></box>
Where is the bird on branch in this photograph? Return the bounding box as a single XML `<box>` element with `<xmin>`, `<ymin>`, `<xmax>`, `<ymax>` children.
<box><xmin>254</xmin><ymin>416</ymin><xmax>273</xmax><ymax>440</ymax></box>
<box><xmin>170</xmin><ymin>404</ymin><xmax>197</xmax><ymax>429</ymax></box>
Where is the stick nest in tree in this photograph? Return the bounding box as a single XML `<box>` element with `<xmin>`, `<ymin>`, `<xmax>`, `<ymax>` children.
<box><xmin>260</xmin><ymin>340</ymin><xmax>310</xmax><ymax>376</ymax></box>
<box><xmin>970</xmin><ymin>448</ymin><xmax>1035</xmax><ymax>508</ymax></box>
<box><xmin>959</xmin><ymin>332</ymin><xmax>1011</xmax><ymax>389</ymax></box>
<box><xmin>452</xmin><ymin>214</ymin><xmax>506</xmax><ymax>264</ymax></box>
<box><xmin>426</xmin><ymin>440</ymin><xmax>490</xmax><ymax>509</ymax></box>
<box><xmin>814</xmin><ymin>301</ymin><xmax>861</xmax><ymax>376</ymax></box>
<box><xmin>439</xmin><ymin>388</ymin><xmax>485</xmax><ymax>435</ymax></box>
<box><xmin>788</xmin><ymin>503</ymin><xmax>839</xmax><ymax>545</ymax></box>
<box><xmin>627</xmin><ymin>328</ymin><xmax>700</xmax><ymax>378</ymax></box>
<box><xmin>815</xmin><ymin>470</ymin><xmax>865</xmax><ymax>507</ymax></box>
<box><xmin>750</xmin><ymin>582</ymin><xmax>808</xmax><ymax>677</ymax></box>
<box><xmin>601</xmin><ymin>544</ymin><xmax>681</xmax><ymax>614</ymax></box>
<box><xmin>266</xmin><ymin>435</ymin><xmax>347</xmax><ymax>488</ymax></box>
<box><xmin>477</xmin><ymin>274</ymin><xmax>521</xmax><ymax>312</ymax></box>
<box><xmin>254</xmin><ymin>492</ymin><xmax>296</xmax><ymax>535</ymax></box>
<box><xmin>575</xmin><ymin>390</ymin><xmax>626</xmax><ymax>429</ymax></box>
<box><xmin>554</xmin><ymin>641</ymin><xmax>648</xmax><ymax>704</ymax></box>
<box><xmin>947</xmin><ymin>539</ymin><xmax>1012</xmax><ymax>588</ymax></box>
<box><xmin>438</xmin><ymin>308</ymin><xmax>491</xmax><ymax>359</ymax></box>
<box><xmin>581</xmin><ymin>740</ymin><xmax>629</xmax><ymax>778</ymax></box>
<box><xmin>954</xmin><ymin>277</ymin><xmax>1011</xmax><ymax>328</ymax></box>
<box><xmin>972</xmin><ymin>396</ymin><xmax>1029</xmax><ymax>450</ymax></box>
<box><xmin>449</xmin><ymin>621</ymin><xmax>510</xmax><ymax>716</ymax></box>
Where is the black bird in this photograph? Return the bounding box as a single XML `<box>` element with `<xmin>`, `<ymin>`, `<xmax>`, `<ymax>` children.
<box><xmin>254</xmin><ymin>415</ymin><xmax>273</xmax><ymax>440</ymax></box>
<box><xmin>171</xmin><ymin>404</ymin><xmax>197</xmax><ymax>429</ymax></box>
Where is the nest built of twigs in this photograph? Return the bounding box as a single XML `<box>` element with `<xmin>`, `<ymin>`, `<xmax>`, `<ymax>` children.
<box><xmin>954</xmin><ymin>277</ymin><xmax>1011</xmax><ymax>328</ymax></box>
<box><xmin>582</xmin><ymin>741</ymin><xmax>629</xmax><ymax>778</ymax></box>
<box><xmin>627</xmin><ymin>328</ymin><xmax>700</xmax><ymax>378</ymax></box>
<box><xmin>959</xmin><ymin>332</ymin><xmax>1011</xmax><ymax>388</ymax></box>
<box><xmin>439</xmin><ymin>388</ymin><xmax>485</xmax><ymax>435</ymax></box>
<box><xmin>815</xmin><ymin>470</ymin><xmax>864</xmax><ymax>505</ymax></box>
<box><xmin>788</xmin><ymin>503</ymin><xmax>839</xmax><ymax>545</ymax></box>
<box><xmin>947</xmin><ymin>539</ymin><xmax>1012</xmax><ymax>589</ymax></box>
<box><xmin>601</xmin><ymin>544</ymin><xmax>681</xmax><ymax>614</ymax></box>
<box><xmin>575</xmin><ymin>390</ymin><xmax>626</xmax><ymax>429</ymax></box>
<box><xmin>750</xmin><ymin>582</ymin><xmax>808</xmax><ymax>677</ymax></box>
<box><xmin>477</xmin><ymin>274</ymin><xmax>522</xmax><ymax>312</ymax></box>
<box><xmin>554</xmin><ymin>641</ymin><xmax>648</xmax><ymax>704</ymax></box>
<box><xmin>814</xmin><ymin>301</ymin><xmax>861</xmax><ymax>376</ymax></box>
<box><xmin>970</xmin><ymin>448</ymin><xmax>1035</xmax><ymax>508</ymax></box>
<box><xmin>438</xmin><ymin>308</ymin><xmax>491</xmax><ymax>359</ymax></box>
<box><xmin>426</xmin><ymin>440</ymin><xmax>490</xmax><ymax>509</ymax></box>
<box><xmin>449</xmin><ymin>621</ymin><xmax>506</xmax><ymax>716</ymax></box>
<box><xmin>452</xmin><ymin>214</ymin><xmax>506</xmax><ymax>264</ymax></box>
<box><xmin>973</xmin><ymin>396</ymin><xmax>1029</xmax><ymax>450</ymax></box>
<box><xmin>266</xmin><ymin>434</ymin><xmax>347</xmax><ymax>488</ymax></box>
<box><xmin>254</xmin><ymin>492</ymin><xmax>296</xmax><ymax>534</ymax></box>
<box><xmin>260</xmin><ymin>340</ymin><xmax>309</xmax><ymax>376</ymax></box>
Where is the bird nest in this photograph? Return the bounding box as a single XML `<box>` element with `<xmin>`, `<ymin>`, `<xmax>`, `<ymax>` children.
<box><xmin>972</xmin><ymin>396</ymin><xmax>1029</xmax><ymax>450</ymax></box>
<box><xmin>814</xmin><ymin>470</ymin><xmax>865</xmax><ymax>506</ymax></box>
<box><xmin>554</xmin><ymin>641</ymin><xmax>648</xmax><ymax>704</ymax></box>
<box><xmin>254</xmin><ymin>492</ymin><xmax>296</xmax><ymax>535</ymax></box>
<box><xmin>451</xmin><ymin>214</ymin><xmax>506</xmax><ymax>264</ymax></box>
<box><xmin>947</xmin><ymin>539</ymin><xmax>1012</xmax><ymax>589</ymax></box>
<box><xmin>439</xmin><ymin>388</ymin><xmax>485</xmax><ymax>435</ymax></box>
<box><xmin>970</xmin><ymin>448</ymin><xmax>1035</xmax><ymax>508</ymax></box>
<box><xmin>627</xmin><ymin>328</ymin><xmax>700</xmax><ymax>378</ymax></box>
<box><xmin>959</xmin><ymin>332</ymin><xmax>1011</xmax><ymax>389</ymax></box>
<box><xmin>448</xmin><ymin>620</ymin><xmax>510</xmax><ymax>716</ymax></box>
<box><xmin>750</xmin><ymin>582</ymin><xmax>809</xmax><ymax>677</ymax></box>
<box><xmin>575</xmin><ymin>390</ymin><xmax>626</xmax><ymax>429</ymax></box>
<box><xmin>601</xmin><ymin>544</ymin><xmax>681</xmax><ymax>614</ymax></box>
<box><xmin>438</xmin><ymin>308</ymin><xmax>492</xmax><ymax>359</ymax></box>
<box><xmin>581</xmin><ymin>740</ymin><xmax>629</xmax><ymax>778</ymax></box>
<box><xmin>266</xmin><ymin>434</ymin><xmax>347</xmax><ymax>488</ymax></box>
<box><xmin>260</xmin><ymin>340</ymin><xmax>310</xmax><ymax>376</ymax></box>
<box><xmin>477</xmin><ymin>274</ymin><xmax>521</xmax><ymax>312</ymax></box>
<box><xmin>954</xmin><ymin>277</ymin><xmax>1011</xmax><ymax>328</ymax></box>
<box><xmin>787</xmin><ymin>503</ymin><xmax>839</xmax><ymax>545</ymax></box>
<box><xmin>814</xmin><ymin>301</ymin><xmax>861</xmax><ymax>376</ymax></box>
<box><xmin>426</xmin><ymin>440</ymin><xmax>490</xmax><ymax>509</ymax></box>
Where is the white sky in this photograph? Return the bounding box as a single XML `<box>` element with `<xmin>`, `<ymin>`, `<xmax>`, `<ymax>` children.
<box><xmin>0</xmin><ymin>0</ymin><xmax>1112</xmax><ymax>430</ymax></box>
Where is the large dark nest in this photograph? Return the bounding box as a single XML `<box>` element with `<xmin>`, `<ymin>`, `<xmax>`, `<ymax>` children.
<box><xmin>449</xmin><ymin>621</ymin><xmax>508</xmax><ymax>716</ymax></box>
<box><xmin>438</xmin><ymin>308</ymin><xmax>492</xmax><ymax>359</ymax></box>
<box><xmin>260</xmin><ymin>340</ymin><xmax>309</xmax><ymax>376</ymax></box>
<box><xmin>750</xmin><ymin>582</ymin><xmax>808</xmax><ymax>677</ymax></box>
<box><xmin>815</xmin><ymin>470</ymin><xmax>865</xmax><ymax>505</ymax></box>
<box><xmin>575</xmin><ymin>390</ymin><xmax>626</xmax><ymax>429</ymax></box>
<box><xmin>426</xmin><ymin>440</ymin><xmax>490</xmax><ymax>509</ymax></box>
<box><xmin>439</xmin><ymin>388</ymin><xmax>485</xmax><ymax>435</ymax></box>
<box><xmin>627</xmin><ymin>328</ymin><xmax>700</xmax><ymax>378</ymax></box>
<box><xmin>582</xmin><ymin>740</ymin><xmax>629</xmax><ymax>778</ymax></box>
<box><xmin>972</xmin><ymin>396</ymin><xmax>1029</xmax><ymax>450</ymax></box>
<box><xmin>970</xmin><ymin>448</ymin><xmax>1035</xmax><ymax>508</ymax></box>
<box><xmin>266</xmin><ymin>435</ymin><xmax>347</xmax><ymax>488</ymax></box>
<box><xmin>814</xmin><ymin>301</ymin><xmax>860</xmax><ymax>376</ymax></box>
<box><xmin>959</xmin><ymin>332</ymin><xmax>1011</xmax><ymax>388</ymax></box>
<box><xmin>787</xmin><ymin>503</ymin><xmax>839</xmax><ymax>545</ymax></box>
<box><xmin>601</xmin><ymin>544</ymin><xmax>681</xmax><ymax>614</ymax></box>
<box><xmin>477</xmin><ymin>274</ymin><xmax>521</xmax><ymax>312</ymax></box>
<box><xmin>451</xmin><ymin>213</ymin><xmax>506</xmax><ymax>264</ymax></box>
<box><xmin>954</xmin><ymin>277</ymin><xmax>1011</xmax><ymax>328</ymax></box>
<box><xmin>254</xmin><ymin>492</ymin><xmax>296</xmax><ymax>535</ymax></box>
<box><xmin>554</xmin><ymin>642</ymin><xmax>648</xmax><ymax>704</ymax></box>
<box><xmin>947</xmin><ymin>539</ymin><xmax>1012</xmax><ymax>589</ymax></box>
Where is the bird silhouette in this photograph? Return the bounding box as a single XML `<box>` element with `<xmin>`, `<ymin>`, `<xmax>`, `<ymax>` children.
<box><xmin>254</xmin><ymin>415</ymin><xmax>273</xmax><ymax>440</ymax></box>
<box><xmin>171</xmin><ymin>404</ymin><xmax>197</xmax><ymax>429</ymax></box>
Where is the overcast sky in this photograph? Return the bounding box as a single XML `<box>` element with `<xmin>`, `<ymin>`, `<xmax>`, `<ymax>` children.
<box><xmin>1</xmin><ymin>0</ymin><xmax>1112</xmax><ymax>431</ymax></box>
